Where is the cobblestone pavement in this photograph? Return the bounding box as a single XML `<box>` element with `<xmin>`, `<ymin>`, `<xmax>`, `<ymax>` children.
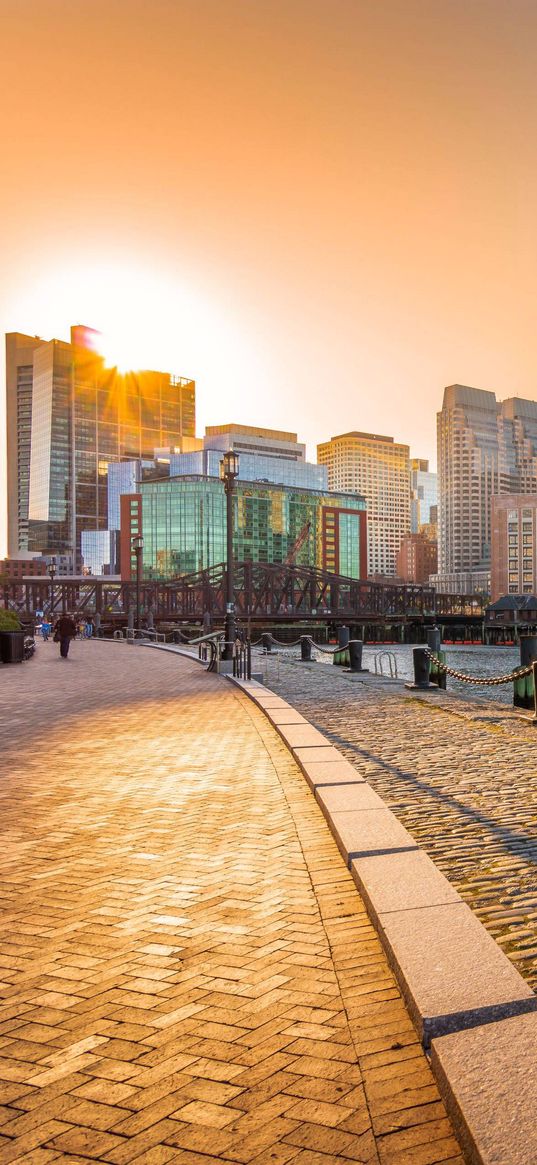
<box><xmin>258</xmin><ymin>651</ymin><xmax>537</xmax><ymax>990</ymax></box>
<box><xmin>0</xmin><ymin>641</ymin><xmax>464</xmax><ymax>1165</ymax></box>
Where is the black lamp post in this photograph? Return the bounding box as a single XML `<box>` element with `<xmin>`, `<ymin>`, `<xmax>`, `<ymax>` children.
<box><xmin>132</xmin><ymin>535</ymin><xmax>144</xmax><ymax>631</ymax></box>
<box><xmin>220</xmin><ymin>450</ymin><xmax>239</xmax><ymax>660</ymax></box>
<box><xmin>48</xmin><ymin>560</ymin><xmax>57</xmax><ymax>619</ymax></box>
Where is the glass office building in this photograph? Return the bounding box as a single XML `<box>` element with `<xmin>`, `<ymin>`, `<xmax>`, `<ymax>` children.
<box><xmin>168</xmin><ymin>449</ymin><xmax>327</xmax><ymax>491</ymax></box>
<box><xmin>6</xmin><ymin>326</ymin><xmax>195</xmax><ymax>562</ymax></box>
<box><xmin>140</xmin><ymin>475</ymin><xmax>367</xmax><ymax>580</ymax></box>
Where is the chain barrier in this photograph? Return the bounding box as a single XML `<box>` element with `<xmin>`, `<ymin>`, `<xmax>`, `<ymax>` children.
<box><xmin>267</xmin><ymin>634</ymin><xmax>303</xmax><ymax>648</ymax></box>
<box><xmin>424</xmin><ymin>648</ymin><xmax>533</xmax><ymax>686</ymax></box>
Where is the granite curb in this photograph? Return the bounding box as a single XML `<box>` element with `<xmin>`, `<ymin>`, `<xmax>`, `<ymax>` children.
<box><xmin>229</xmin><ymin>673</ymin><xmax>537</xmax><ymax>1165</ymax></box>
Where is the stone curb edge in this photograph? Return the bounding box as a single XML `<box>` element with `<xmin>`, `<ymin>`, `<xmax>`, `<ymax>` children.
<box><xmin>228</xmin><ymin>674</ymin><xmax>537</xmax><ymax>1165</ymax></box>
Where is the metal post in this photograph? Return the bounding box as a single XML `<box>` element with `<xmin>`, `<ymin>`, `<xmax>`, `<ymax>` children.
<box><xmin>515</xmin><ymin>635</ymin><xmax>537</xmax><ymax>709</ymax></box>
<box><xmin>224</xmin><ymin>478</ymin><xmax>235</xmax><ymax>659</ymax></box>
<box><xmin>338</xmin><ymin>625</ymin><xmax>350</xmax><ymax>649</ymax></box>
<box><xmin>48</xmin><ymin>561</ymin><xmax>57</xmax><ymax>621</ymax></box>
<box><xmin>132</xmin><ymin>535</ymin><xmax>144</xmax><ymax>634</ymax></box>
<box><xmin>220</xmin><ymin>451</ymin><xmax>239</xmax><ymax>662</ymax></box>
<box><xmin>531</xmin><ymin>660</ymin><xmax>537</xmax><ymax>724</ymax></box>
<box><xmin>426</xmin><ymin>626</ymin><xmax>441</xmax><ymax>654</ymax></box>
<box><xmin>301</xmin><ymin>636</ymin><xmax>312</xmax><ymax>662</ymax></box>
<box><xmin>348</xmin><ymin>640</ymin><xmax>368</xmax><ymax>672</ymax></box>
<box><xmin>405</xmin><ymin>647</ymin><xmax>439</xmax><ymax>690</ymax></box>
<box><xmin>136</xmin><ymin>548</ymin><xmax>141</xmax><ymax>631</ymax></box>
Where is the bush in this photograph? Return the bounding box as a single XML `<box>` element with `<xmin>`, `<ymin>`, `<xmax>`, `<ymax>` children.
<box><xmin>0</xmin><ymin>610</ymin><xmax>21</xmax><ymax>631</ymax></box>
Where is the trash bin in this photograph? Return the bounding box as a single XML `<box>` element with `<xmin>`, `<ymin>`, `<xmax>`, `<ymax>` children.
<box><xmin>0</xmin><ymin>631</ymin><xmax>26</xmax><ymax>663</ymax></box>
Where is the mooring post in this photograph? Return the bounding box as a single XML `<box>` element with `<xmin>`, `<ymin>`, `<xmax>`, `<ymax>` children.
<box><xmin>405</xmin><ymin>647</ymin><xmax>439</xmax><ymax>691</ymax></box>
<box><xmin>514</xmin><ymin>635</ymin><xmax>537</xmax><ymax>709</ymax></box>
<box><xmin>300</xmin><ymin>636</ymin><xmax>312</xmax><ymax>662</ymax></box>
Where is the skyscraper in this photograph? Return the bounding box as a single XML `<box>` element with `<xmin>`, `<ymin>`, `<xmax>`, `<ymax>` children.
<box><xmin>437</xmin><ymin>385</ymin><xmax>537</xmax><ymax>584</ymax></box>
<box><xmin>317</xmin><ymin>431</ymin><xmax>410</xmax><ymax>577</ymax></box>
<box><xmin>410</xmin><ymin>458</ymin><xmax>437</xmax><ymax>533</ymax></box>
<box><xmin>6</xmin><ymin>326</ymin><xmax>195</xmax><ymax>561</ymax></box>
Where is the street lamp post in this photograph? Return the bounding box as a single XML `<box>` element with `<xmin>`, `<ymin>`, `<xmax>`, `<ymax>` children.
<box><xmin>220</xmin><ymin>450</ymin><xmax>240</xmax><ymax>660</ymax></box>
<box><xmin>132</xmin><ymin>535</ymin><xmax>144</xmax><ymax>632</ymax></box>
<box><xmin>48</xmin><ymin>560</ymin><xmax>57</xmax><ymax>621</ymax></box>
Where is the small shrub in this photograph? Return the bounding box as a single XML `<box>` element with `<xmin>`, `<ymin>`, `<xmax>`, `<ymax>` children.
<box><xmin>0</xmin><ymin>610</ymin><xmax>22</xmax><ymax>631</ymax></box>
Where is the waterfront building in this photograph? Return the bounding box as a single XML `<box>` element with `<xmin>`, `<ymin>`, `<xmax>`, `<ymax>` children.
<box><xmin>437</xmin><ymin>385</ymin><xmax>537</xmax><ymax>589</ymax></box>
<box><xmin>317</xmin><ymin>431</ymin><xmax>410</xmax><ymax>577</ymax></box>
<box><xmin>5</xmin><ymin>326</ymin><xmax>195</xmax><ymax>561</ymax></box>
<box><xmin>396</xmin><ymin>532</ymin><xmax>438</xmax><ymax>585</ymax></box>
<box><xmin>410</xmin><ymin>458</ymin><xmax>437</xmax><ymax>533</ymax></box>
<box><xmin>429</xmin><ymin>568</ymin><xmax>491</xmax><ymax>595</ymax></box>
<box><xmin>127</xmin><ymin>475</ymin><xmax>367</xmax><ymax>582</ymax></box>
<box><xmin>490</xmin><ymin>494</ymin><xmax>537</xmax><ymax>601</ymax></box>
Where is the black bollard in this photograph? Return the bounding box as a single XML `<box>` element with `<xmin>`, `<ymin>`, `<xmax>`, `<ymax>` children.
<box><xmin>514</xmin><ymin>635</ymin><xmax>537</xmax><ymax>709</ymax></box>
<box><xmin>426</xmin><ymin>626</ymin><xmax>442</xmax><ymax>654</ymax></box>
<box><xmin>338</xmin><ymin>626</ymin><xmax>350</xmax><ymax>649</ymax></box>
<box><xmin>300</xmin><ymin>636</ymin><xmax>312</xmax><ymax>662</ymax></box>
<box><xmin>405</xmin><ymin>647</ymin><xmax>439</xmax><ymax>691</ymax></box>
<box><xmin>347</xmin><ymin>640</ymin><xmax>369</xmax><ymax>673</ymax></box>
<box><xmin>426</xmin><ymin>626</ymin><xmax>446</xmax><ymax>690</ymax></box>
<box><xmin>261</xmin><ymin>632</ymin><xmax>272</xmax><ymax>654</ymax></box>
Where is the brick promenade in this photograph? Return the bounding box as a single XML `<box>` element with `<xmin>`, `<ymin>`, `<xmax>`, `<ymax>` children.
<box><xmin>0</xmin><ymin>641</ymin><xmax>463</xmax><ymax>1165</ymax></box>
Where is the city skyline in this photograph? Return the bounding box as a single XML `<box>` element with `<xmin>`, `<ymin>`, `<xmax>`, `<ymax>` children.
<box><xmin>4</xmin><ymin>1</ymin><xmax>537</xmax><ymax>554</ymax></box>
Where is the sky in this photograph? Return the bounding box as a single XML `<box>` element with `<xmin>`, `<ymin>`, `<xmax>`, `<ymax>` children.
<box><xmin>2</xmin><ymin>0</ymin><xmax>537</xmax><ymax>553</ymax></box>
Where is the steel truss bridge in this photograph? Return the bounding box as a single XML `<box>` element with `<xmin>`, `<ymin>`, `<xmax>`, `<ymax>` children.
<box><xmin>7</xmin><ymin>562</ymin><xmax>485</xmax><ymax>626</ymax></box>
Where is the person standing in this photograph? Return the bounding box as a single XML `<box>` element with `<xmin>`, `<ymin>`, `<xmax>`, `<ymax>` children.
<box><xmin>54</xmin><ymin>613</ymin><xmax>77</xmax><ymax>659</ymax></box>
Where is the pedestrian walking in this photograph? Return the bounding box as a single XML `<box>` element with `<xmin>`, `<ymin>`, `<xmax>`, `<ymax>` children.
<box><xmin>54</xmin><ymin>613</ymin><xmax>77</xmax><ymax>659</ymax></box>
<box><xmin>41</xmin><ymin>619</ymin><xmax>50</xmax><ymax>641</ymax></box>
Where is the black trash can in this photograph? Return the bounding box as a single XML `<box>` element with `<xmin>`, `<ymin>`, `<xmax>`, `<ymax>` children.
<box><xmin>0</xmin><ymin>631</ymin><xmax>26</xmax><ymax>663</ymax></box>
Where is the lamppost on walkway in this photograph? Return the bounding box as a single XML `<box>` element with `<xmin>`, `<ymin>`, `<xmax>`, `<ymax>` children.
<box><xmin>48</xmin><ymin>560</ymin><xmax>57</xmax><ymax>621</ymax></box>
<box><xmin>132</xmin><ymin>535</ymin><xmax>144</xmax><ymax>631</ymax></box>
<box><xmin>220</xmin><ymin>450</ymin><xmax>239</xmax><ymax>660</ymax></box>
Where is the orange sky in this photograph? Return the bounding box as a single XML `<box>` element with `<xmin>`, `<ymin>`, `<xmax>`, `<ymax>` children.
<box><xmin>2</xmin><ymin>0</ymin><xmax>537</xmax><ymax>552</ymax></box>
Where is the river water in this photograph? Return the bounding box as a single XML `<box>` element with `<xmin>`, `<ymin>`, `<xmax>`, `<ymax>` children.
<box><xmin>279</xmin><ymin>642</ymin><xmax>523</xmax><ymax>705</ymax></box>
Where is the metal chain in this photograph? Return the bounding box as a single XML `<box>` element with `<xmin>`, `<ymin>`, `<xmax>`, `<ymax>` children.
<box><xmin>425</xmin><ymin>648</ymin><xmax>533</xmax><ymax>686</ymax></box>
<box><xmin>267</xmin><ymin>634</ymin><xmax>303</xmax><ymax>647</ymax></box>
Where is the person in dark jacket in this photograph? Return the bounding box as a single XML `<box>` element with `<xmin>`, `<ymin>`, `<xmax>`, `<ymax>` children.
<box><xmin>55</xmin><ymin>614</ymin><xmax>77</xmax><ymax>659</ymax></box>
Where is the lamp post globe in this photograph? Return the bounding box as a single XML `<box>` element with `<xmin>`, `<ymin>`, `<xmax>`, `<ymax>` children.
<box><xmin>220</xmin><ymin>451</ymin><xmax>239</xmax><ymax>660</ymax></box>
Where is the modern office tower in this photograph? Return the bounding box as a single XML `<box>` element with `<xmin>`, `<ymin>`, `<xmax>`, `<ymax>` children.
<box><xmin>204</xmin><ymin>424</ymin><xmax>306</xmax><ymax>462</ymax></box>
<box><xmin>5</xmin><ymin>326</ymin><xmax>195</xmax><ymax>561</ymax></box>
<box><xmin>6</xmin><ymin>333</ymin><xmax>43</xmax><ymax>557</ymax></box>
<box><xmin>491</xmin><ymin>494</ymin><xmax>537</xmax><ymax>600</ymax></box>
<box><xmin>396</xmin><ymin>532</ymin><xmax>438</xmax><ymax>585</ymax></box>
<box><xmin>317</xmin><ymin>432</ymin><xmax>410</xmax><ymax>577</ymax></box>
<box><xmin>437</xmin><ymin>386</ymin><xmax>537</xmax><ymax>588</ymax></box>
<box><xmin>130</xmin><ymin>475</ymin><xmax>367</xmax><ymax>581</ymax></box>
<box><xmin>410</xmin><ymin>459</ymin><xmax>437</xmax><ymax>533</ymax></box>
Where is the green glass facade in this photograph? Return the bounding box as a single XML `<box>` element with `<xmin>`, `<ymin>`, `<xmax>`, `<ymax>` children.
<box><xmin>141</xmin><ymin>475</ymin><xmax>367</xmax><ymax>580</ymax></box>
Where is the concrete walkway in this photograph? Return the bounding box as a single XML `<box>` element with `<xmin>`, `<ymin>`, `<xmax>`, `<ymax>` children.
<box><xmin>0</xmin><ymin>641</ymin><xmax>463</xmax><ymax>1165</ymax></box>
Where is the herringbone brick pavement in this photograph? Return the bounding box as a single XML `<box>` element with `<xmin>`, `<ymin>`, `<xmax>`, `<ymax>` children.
<box><xmin>0</xmin><ymin>641</ymin><xmax>465</xmax><ymax>1164</ymax></box>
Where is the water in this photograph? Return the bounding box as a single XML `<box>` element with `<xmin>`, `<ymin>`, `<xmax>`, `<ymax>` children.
<box><xmin>361</xmin><ymin>644</ymin><xmax>520</xmax><ymax>704</ymax></box>
<box><xmin>263</xmin><ymin>642</ymin><xmax>523</xmax><ymax>705</ymax></box>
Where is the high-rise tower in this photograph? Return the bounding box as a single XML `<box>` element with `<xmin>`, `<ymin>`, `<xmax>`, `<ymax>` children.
<box><xmin>317</xmin><ymin>431</ymin><xmax>410</xmax><ymax>577</ymax></box>
<box><xmin>437</xmin><ymin>384</ymin><xmax>537</xmax><ymax>579</ymax></box>
<box><xmin>6</xmin><ymin>326</ymin><xmax>195</xmax><ymax>562</ymax></box>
